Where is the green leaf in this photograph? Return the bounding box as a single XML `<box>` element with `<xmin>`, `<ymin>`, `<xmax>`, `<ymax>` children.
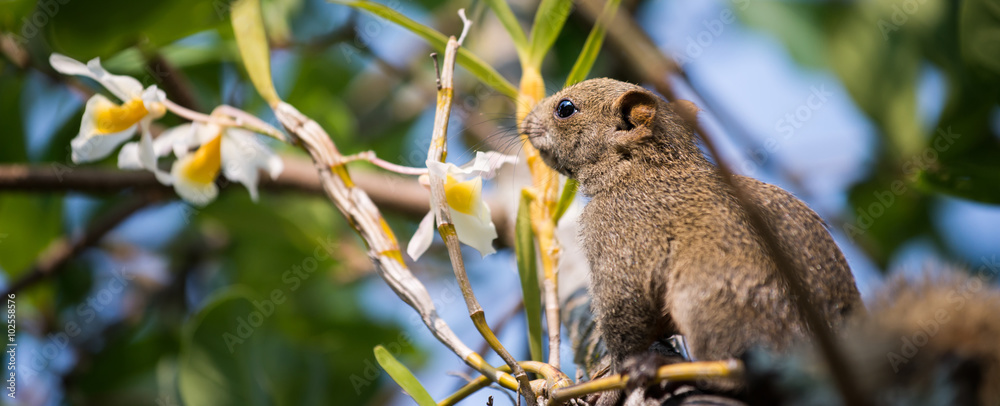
<box><xmin>329</xmin><ymin>0</ymin><xmax>518</xmax><ymax>99</ymax></box>
<box><xmin>372</xmin><ymin>346</ymin><xmax>436</xmax><ymax>406</ymax></box>
<box><xmin>527</xmin><ymin>0</ymin><xmax>572</xmax><ymax>68</ymax></box>
<box><xmin>553</xmin><ymin>177</ymin><xmax>578</xmax><ymax>223</ymax></box>
<box><xmin>231</xmin><ymin>0</ymin><xmax>281</xmax><ymax>105</ymax></box>
<box><xmin>565</xmin><ymin>0</ymin><xmax>620</xmax><ymax>87</ymax></box>
<box><xmin>483</xmin><ymin>0</ymin><xmax>529</xmax><ymax>59</ymax></box>
<box><xmin>515</xmin><ymin>190</ymin><xmax>544</xmax><ymax>362</ymax></box>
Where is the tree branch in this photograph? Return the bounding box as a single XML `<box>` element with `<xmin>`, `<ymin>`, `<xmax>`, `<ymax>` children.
<box><xmin>2</xmin><ymin>192</ymin><xmax>163</xmax><ymax>298</ymax></box>
<box><xmin>0</xmin><ymin>160</ymin><xmax>513</xmax><ymax>247</ymax></box>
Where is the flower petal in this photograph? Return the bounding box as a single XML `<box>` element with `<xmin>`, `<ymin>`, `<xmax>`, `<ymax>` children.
<box><xmin>450</xmin><ymin>204</ymin><xmax>497</xmax><ymax>258</ymax></box>
<box><xmin>406</xmin><ymin>211</ymin><xmax>437</xmax><ymax>260</ymax></box>
<box><xmin>85</xmin><ymin>57</ymin><xmax>144</xmax><ymax>101</ymax></box>
<box><xmin>49</xmin><ymin>53</ymin><xmax>93</xmax><ymax>77</ymax></box>
<box><xmin>154</xmin><ymin>124</ymin><xmax>197</xmax><ymax>158</ymax></box>
<box><xmin>50</xmin><ymin>54</ymin><xmax>144</xmax><ymax>101</ymax></box>
<box><xmin>71</xmin><ymin>95</ymin><xmax>138</xmax><ymax>163</ymax></box>
<box><xmin>444</xmin><ymin>174</ymin><xmax>482</xmax><ymax>216</ymax></box>
<box><xmin>469</xmin><ymin>151</ymin><xmax>518</xmax><ymax>180</ymax></box>
<box><xmin>117</xmin><ymin>141</ymin><xmax>142</xmax><ymax>170</ymax></box>
<box><xmin>138</xmin><ymin>121</ymin><xmax>173</xmax><ymax>184</ymax></box>
<box><xmin>220</xmin><ymin>128</ymin><xmax>283</xmax><ymax>202</ymax></box>
<box><xmin>170</xmin><ymin>153</ymin><xmax>219</xmax><ymax>206</ymax></box>
<box><xmin>141</xmin><ymin>85</ymin><xmax>167</xmax><ymax>119</ymax></box>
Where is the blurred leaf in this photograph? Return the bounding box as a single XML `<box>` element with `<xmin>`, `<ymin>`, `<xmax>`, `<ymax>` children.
<box><xmin>829</xmin><ymin>11</ymin><xmax>923</xmax><ymax>156</ymax></box>
<box><xmin>328</xmin><ymin>0</ymin><xmax>518</xmax><ymax>99</ymax></box>
<box><xmin>845</xmin><ymin>173</ymin><xmax>931</xmax><ymax>267</ymax></box>
<box><xmin>553</xmin><ymin>177</ymin><xmax>577</xmax><ymax>223</ymax></box>
<box><xmin>178</xmin><ymin>288</ymin><xmax>273</xmax><ymax>406</ymax></box>
<box><xmin>232</xmin><ymin>0</ymin><xmax>281</xmax><ymax>105</ymax></box>
<box><xmin>0</xmin><ymin>0</ymin><xmax>35</xmax><ymax>33</ymax></box>
<box><xmin>71</xmin><ymin>315</ymin><xmax>179</xmax><ymax>396</ymax></box>
<box><xmin>527</xmin><ymin>0</ymin><xmax>572</xmax><ymax>68</ymax></box>
<box><xmin>565</xmin><ymin>0</ymin><xmax>620</xmax><ymax>87</ymax></box>
<box><xmin>960</xmin><ymin>0</ymin><xmax>1000</xmax><ymax>81</ymax></box>
<box><xmin>0</xmin><ymin>69</ymin><xmax>26</xmax><ymax>164</ymax></box>
<box><xmin>0</xmin><ymin>194</ymin><xmax>63</xmax><ymax>275</ymax></box>
<box><xmin>917</xmin><ymin>159</ymin><xmax>1000</xmax><ymax>204</ymax></box>
<box><xmin>483</xmin><ymin>0</ymin><xmax>528</xmax><ymax>59</ymax></box>
<box><xmin>515</xmin><ymin>190</ymin><xmax>543</xmax><ymax>362</ymax></box>
<box><xmin>372</xmin><ymin>345</ymin><xmax>436</xmax><ymax>406</ymax></box>
<box><xmin>738</xmin><ymin>2</ymin><xmax>828</xmax><ymax>69</ymax></box>
<box><xmin>47</xmin><ymin>0</ymin><xmax>226</xmax><ymax>59</ymax></box>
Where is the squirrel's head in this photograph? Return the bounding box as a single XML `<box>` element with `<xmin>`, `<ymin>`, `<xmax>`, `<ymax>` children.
<box><xmin>520</xmin><ymin>78</ymin><xmax>699</xmax><ymax>186</ymax></box>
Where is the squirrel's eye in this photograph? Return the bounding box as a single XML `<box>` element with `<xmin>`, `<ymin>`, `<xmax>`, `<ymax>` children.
<box><xmin>555</xmin><ymin>99</ymin><xmax>578</xmax><ymax>119</ymax></box>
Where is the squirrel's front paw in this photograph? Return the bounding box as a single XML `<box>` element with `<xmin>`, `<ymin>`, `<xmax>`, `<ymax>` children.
<box><xmin>621</xmin><ymin>353</ymin><xmax>683</xmax><ymax>392</ymax></box>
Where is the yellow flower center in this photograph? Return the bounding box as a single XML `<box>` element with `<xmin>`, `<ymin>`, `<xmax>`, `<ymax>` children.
<box><xmin>444</xmin><ymin>174</ymin><xmax>481</xmax><ymax>216</ymax></box>
<box><xmin>94</xmin><ymin>98</ymin><xmax>149</xmax><ymax>134</ymax></box>
<box><xmin>181</xmin><ymin>134</ymin><xmax>223</xmax><ymax>185</ymax></box>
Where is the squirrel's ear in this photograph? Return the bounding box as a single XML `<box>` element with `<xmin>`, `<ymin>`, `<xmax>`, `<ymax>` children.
<box><xmin>614</xmin><ymin>89</ymin><xmax>658</xmax><ymax>130</ymax></box>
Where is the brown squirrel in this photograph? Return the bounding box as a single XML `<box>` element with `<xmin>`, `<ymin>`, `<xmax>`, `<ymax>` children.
<box><xmin>520</xmin><ymin>78</ymin><xmax>863</xmax><ymax>397</ymax></box>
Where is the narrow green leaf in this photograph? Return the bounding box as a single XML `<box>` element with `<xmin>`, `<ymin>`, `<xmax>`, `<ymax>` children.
<box><xmin>231</xmin><ymin>0</ymin><xmax>281</xmax><ymax>105</ymax></box>
<box><xmin>527</xmin><ymin>0</ymin><xmax>573</xmax><ymax>68</ymax></box>
<box><xmin>516</xmin><ymin>190</ymin><xmax>544</xmax><ymax>362</ymax></box>
<box><xmin>329</xmin><ymin>0</ymin><xmax>518</xmax><ymax>99</ymax></box>
<box><xmin>553</xmin><ymin>177</ymin><xmax>578</xmax><ymax>223</ymax></box>
<box><xmin>373</xmin><ymin>346</ymin><xmax>437</xmax><ymax>406</ymax></box>
<box><xmin>483</xmin><ymin>0</ymin><xmax>529</xmax><ymax>58</ymax></box>
<box><xmin>565</xmin><ymin>0</ymin><xmax>621</xmax><ymax>87</ymax></box>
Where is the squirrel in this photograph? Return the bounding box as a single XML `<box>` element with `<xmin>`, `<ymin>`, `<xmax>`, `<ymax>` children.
<box><xmin>519</xmin><ymin>78</ymin><xmax>863</xmax><ymax>399</ymax></box>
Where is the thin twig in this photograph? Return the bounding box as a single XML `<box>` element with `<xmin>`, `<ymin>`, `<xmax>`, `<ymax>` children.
<box><xmin>549</xmin><ymin>360</ymin><xmax>743</xmax><ymax>402</ymax></box>
<box><xmin>1</xmin><ymin>192</ymin><xmax>162</xmax><ymax>298</ymax></box>
<box><xmin>576</xmin><ymin>1</ymin><xmax>870</xmax><ymax>405</ymax></box>
<box><xmin>424</xmin><ymin>12</ymin><xmax>536</xmax><ymax>405</ymax></box>
<box><xmin>339</xmin><ymin>151</ymin><xmax>428</xmax><ymax>176</ymax></box>
<box><xmin>440</xmin><ymin>361</ymin><xmax>573</xmax><ymax>406</ymax></box>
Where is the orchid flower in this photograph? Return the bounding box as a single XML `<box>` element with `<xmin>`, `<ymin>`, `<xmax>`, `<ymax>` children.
<box><xmin>407</xmin><ymin>151</ymin><xmax>517</xmax><ymax>260</ymax></box>
<box><xmin>121</xmin><ymin>122</ymin><xmax>283</xmax><ymax>206</ymax></box>
<box><xmin>49</xmin><ymin>54</ymin><xmax>167</xmax><ymax>169</ymax></box>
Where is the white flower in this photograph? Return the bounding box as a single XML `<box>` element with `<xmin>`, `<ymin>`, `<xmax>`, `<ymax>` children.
<box><xmin>407</xmin><ymin>151</ymin><xmax>517</xmax><ymax>260</ymax></box>
<box><xmin>165</xmin><ymin>123</ymin><xmax>284</xmax><ymax>206</ymax></box>
<box><xmin>50</xmin><ymin>53</ymin><xmax>167</xmax><ymax>164</ymax></box>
